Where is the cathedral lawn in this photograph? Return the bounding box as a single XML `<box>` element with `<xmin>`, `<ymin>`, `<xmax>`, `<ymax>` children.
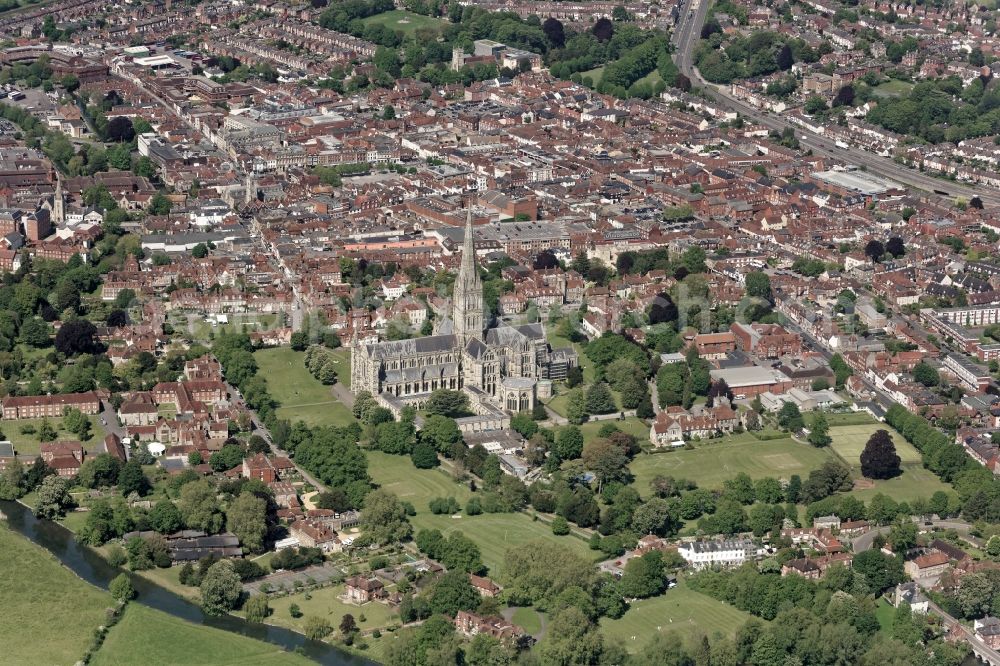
<box><xmin>4</xmin><ymin>415</ymin><xmax>106</xmax><ymax>457</ymax></box>
<box><xmin>91</xmin><ymin>604</ymin><xmax>312</xmax><ymax>666</ymax></box>
<box><xmin>367</xmin><ymin>451</ymin><xmax>592</xmax><ymax>572</ymax></box>
<box><xmin>598</xmin><ymin>577</ymin><xmax>753</xmax><ymax>653</ymax></box>
<box><xmin>253</xmin><ymin>347</ymin><xmax>355</xmax><ymax>427</ymax></box>
<box><xmin>0</xmin><ymin>522</ymin><xmax>112</xmax><ymax>665</ymax></box>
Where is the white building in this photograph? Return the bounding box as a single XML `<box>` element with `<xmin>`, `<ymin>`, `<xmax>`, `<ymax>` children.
<box><xmin>677</xmin><ymin>539</ymin><xmax>757</xmax><ymax>570</ymax></box>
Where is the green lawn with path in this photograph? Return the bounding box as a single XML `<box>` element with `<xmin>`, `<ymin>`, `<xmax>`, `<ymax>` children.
<box><xmin>629</xmin><ymin>433</ymin><xmax>835</xmax><ymax>495</ymax></box>
<box><xmin>361</xmin><ymin>10</ymin><xmax>446</xmax><ymax>35</ymax></box>
<box><xmin>0</xmin><ymin>522</ymin><xmax>113</xmax><ymax>665</ymax></box>
<box><xmin>599</xmin><ymin>578</ymin><xmax>753</xmax><ymax>653</ymax></box>
<box><xmin>92</xmin><ymin>603</ymin><xmax>311</xmax><ymax>666</ymax></box>
<box><xmin>254</xmin><ymin>347</ymin><xmax>354</xmax><ymax>427</ymax></box>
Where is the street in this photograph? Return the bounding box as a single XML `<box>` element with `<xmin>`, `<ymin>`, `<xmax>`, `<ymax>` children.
<box><xmin>671</xmin><ymin>0</ymin><xmax>1000</xmax><ymax>207</ymax></box>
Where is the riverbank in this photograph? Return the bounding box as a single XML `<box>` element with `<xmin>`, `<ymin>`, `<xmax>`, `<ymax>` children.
<box><xmin>0</xmin><ymin>499</ymin><xmax>374</xmax><ymax>665</ymax></box>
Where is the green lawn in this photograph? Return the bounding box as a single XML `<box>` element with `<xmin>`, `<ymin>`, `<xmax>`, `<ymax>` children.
<box><xmin>872</xmin><ymin>79</ymin><xmax>913</xmax><ymax>98</ymax></box>
<box><xmin>410</xmin><ymin>511</ymin><xmax>593</xmax><ymax>574</ymax></box>
<box><xmin>580</xmin><ymin>417</ymin><xmax>649</xmax><ymax>443</ymax></box>
<box><xmin>361</xmin><ymin>10</ymin><xmax>446</xmax><ymax>35</ymax></box>
<box><xmin>92</xmin><ymin>603</ymin><xmax>312</xmax><ymax>666</ymax></box>
<box><xmin>511</xmin><ymin>606</ymin><xmax>543</xmax><ymax>634</ymax></box>
<box><xmin>827</xmin><ymin>423</ymin><xmax>952</xmax><ymax>503</ymax></box>
<box><xmin>368</xmin><ymin>451</ymin><xmax>592</xmax><ymax>572</ymax></box>
<box><xmin>581</xmin><ymin>65</ymin><xmax>605</xmax><ymax>85</ymax></box>
<box><xmin>599</xmin><ymin>578</ymin><xmax>753</xmax><ymax>653</ymax></box>
<box><xmin>875</xmin><ymin>598</ymin><xmax>895</xmax><ymax>634</ymax></box>
<box><xmin>0</xmin><ymin>522</ymin><xmax>112</xmax><ymax>665</ymax></box>
<box><xmin>368</xmin><ymin>451</ymin><xmax>473</xmax><ymax>511</ymax></box>
<box><xmin>828</xmin><ymin>423</ymin><xmax>922</xmax><ymax>466</ymax></box>
<box><xmin>254</xmin><ymin>347</ymin><xmax>354</xmax><ymax>427</ymax></box>
<box><xmin>629</xmin><ymin>435</ymin><xmax>836</xmax><ymax>495</ymax></box>
<box><xmin>264</xmin><ymin>584</ymin><xmax>395</xmax><ymax>635</ymax></box>
<box><xmin>4</xmin><ymin>415</ymin><xmax>106</xmax><ymax>457</ymax></box>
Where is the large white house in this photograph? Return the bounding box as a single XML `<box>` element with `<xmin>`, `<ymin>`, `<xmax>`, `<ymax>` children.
<box><xmin>677</xmin><ymin>539</ymin><xmax>758</xmax><ymax>570</ymax></box>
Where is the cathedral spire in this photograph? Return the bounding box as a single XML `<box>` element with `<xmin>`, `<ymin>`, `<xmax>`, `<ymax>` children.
<box><xmin>453</xmin><ymin>208</ymin><xmax>483</xmax><ymax>345</ymax></box>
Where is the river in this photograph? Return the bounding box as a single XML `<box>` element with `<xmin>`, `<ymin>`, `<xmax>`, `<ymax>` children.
<box><xmin>0</xmin><ymin>500</ymin><xmax>375</xmax><ymax>666</ymax></box>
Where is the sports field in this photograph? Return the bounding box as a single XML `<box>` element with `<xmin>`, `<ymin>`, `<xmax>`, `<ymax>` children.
<box><xmin>254</xmin><ymin>347</ymin><xmax>354</xmax><ymax>427</ymax></box>
<box><xmin>361</xmin><ymin>10</ymin><xmax>446</xmax><ymax>35</ymax></box>
<box><xmin>828</xmin><ymin>423</ymin><xmax>922</xmax><ymax>466</ymax></box>
<box><xmin>0</xmin><ymin>523</ymin><xmax>112</xmax><ymax>665</ymax></box>
<box><xmin>599</xmin><ymin>578</ymin><xmax>753</xmax><ymax>652</ymax></box>
<box><xmin>629</xmin><ymin>434</ymin><xmax>836</xmax><ymax>495</ymax></box>
<box><xmin>92</xmin><ymin>604</ymin><xmax>311</xmax><ymax>666</ymax></box>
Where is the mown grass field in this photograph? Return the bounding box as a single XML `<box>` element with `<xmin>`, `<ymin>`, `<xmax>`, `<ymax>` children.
<box><xmin>368</xmin><ymin>452</ymin><xmax>592</xmax><ymax>572</ymax></box>
<box><xmin>264</xmin><ymin>584</ymin><xmax>396</xmax><ymax>635</ymax></box>
<box><xmin>0</xmin><ymin>522</ymin><xmax>112</xmax><ymax>665</ymax></box>
<box><xmin>4</xmin><ymin>415</ymin><xmax>106</xmax><ymax>456</ymax></box>
<box><xmin>254</xmin><ymin>347</ymin><xmax>354</xmax><ymax>427</ymax></box>
<box><xmin>599</xmin><ymin>578</ymin><xmax>753</xmax><ymax>653</ymax></box>
<box><xmin>92</xmin><ymin>603</ymin><xmax>312</xmax><ymax>666</ymax></box>
<box><xmin>361</xmin><ymin>10</ymin><xmax>446</xmax><ymax>35</ymax></box>
<box><xmin>828</xmin><ymin>423</ymin><xmax>922</xmax><ymax>466</ymax></box>
<box><xmin>579</xmin><ymin>417</ymin><xmax>650</xmax><ymax>443</ymax></box>
<box><xmin>629</xmin><ymin>434</ymin><xmax>836</xmax><ymax>495</ymax></box>
<box><xmin>511</xmin><ymin>607</ymin><xmax>544</xmax><ymax>635</ymax></box>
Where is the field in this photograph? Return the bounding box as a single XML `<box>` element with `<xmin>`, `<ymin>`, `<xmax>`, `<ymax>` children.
<box><xmin>0</xmin><ymin>523</ymin><xmax>112</xmax><ymax>665</ymax></box>
<box><xmin>92</xmin><ymin>604</ymin><xmax>311</xmax><ymax>666</ymax></box>
<box><xmin>599</xmin><ymin>578</ymin><xmax>753</xmax><ymax>653</ymax></box>
<box><xmin>511</xmin><ymin>607</ymin><xmax>544</xmax><ymax>635</ymax></box>
<box><xmin>827</xmin><ymin>423</ymin><xmax>952</xmax><ymax>503</ymax></box>
<box><xmin>629</xmin><ymin>434</ymin><xmax>836</xmax><ymax>495</ymax></box>
<box><xmin>872</xmin><ymin>79</ymin><xmax>914</xmax><ymax>98</ymax></box>
<box><xmin>265</xmin><ymin>584</ymin><xmax>396</xmax><ymax>636</ymax></box>
<box><xmin>3</xmin><ymin>415</ymin><xmax>106</xmax><ymax>456</ymax></box>
<box><xmin>361</xmin><ymin>10</ymin><xmax>446</xmax><ymax>35</ymax></box>
<box><xmin>254</xmin><ymin>347</ymin><xmax>354</xmax><ymax>427</ymax></box>
<box><xmin>368</xmin><ymin>452</ymin><xmax>592</xmax><ymax>572</ymax></box>
<box><xmin>579</xmin><ymin>417</ymin><xmax>650</xmax><ymax>443</ymax></box>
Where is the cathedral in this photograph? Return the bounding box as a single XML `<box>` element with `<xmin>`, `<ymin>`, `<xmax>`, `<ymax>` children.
<box><xmin>351</xmin><ymin>211</ymin><xmax>577</xmax><ymax>428</ymax></box>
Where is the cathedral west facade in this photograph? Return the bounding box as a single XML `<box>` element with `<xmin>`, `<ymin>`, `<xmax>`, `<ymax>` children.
<box><xmin>350</xmin><ymin>212</ymin><xmax>576</xmax><ymax>425</ymax></box>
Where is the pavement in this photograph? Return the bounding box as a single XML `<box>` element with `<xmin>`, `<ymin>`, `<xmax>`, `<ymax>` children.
<box><xmin>672</xmin><ymin>0</ymin><xmax>1000</xmax><ymax>207</ymax></box>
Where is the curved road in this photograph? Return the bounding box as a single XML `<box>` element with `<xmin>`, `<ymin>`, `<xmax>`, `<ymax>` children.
<box><xmin>671</xmin><ymin>0</ymin><xmax>1000</xmax><ymax>207</ymax></box>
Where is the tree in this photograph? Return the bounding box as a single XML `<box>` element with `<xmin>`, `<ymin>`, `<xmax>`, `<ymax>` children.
<box><xmin>554</xmin><ymin>425</ymin><xmax>584</xmax><ymax>461</ymax></box>
<box><xmin>411</xmin><ymin>442</ymin><xmax>440</xmax><ymax>469</ymax></box>
<box><xmin>912</xmin><ymin>362</ymin><xmax>939</xmax><ymax>387</ymax></box>
<box><xmin>851</xmin><ymin>550</ymin><xmax>904</xmax><ymax>594</ymax></box>
<box><xmin>956</xmin><ymin>572</ymin><xmax>996</xmax><ymax>618</ymax></box>
<box><xmin>804</xmin><ymin>95</ymin><xmax>828</xmax><ymax>115</ymax></box>
<box><xmin>808</xmin><ymin>412</ymin><xmax>832</xmax><ymax>447</ymax></box>
<box><xmin>833</xmin><ymin>84</ymin><xmax>855</xmax><ymax>107</ymax></box>
<box><xmin>109</xmin><ymin>573</ymin><xmax>136</xmax><ymax>602</ymax></box>
<box><xmin>106</xmin><ymin>116</ymin><xmax>135</xmax><ymax>142</ymax></box>
<box><xmin>582</xmin><ymin>438</ymin><xmax>628</xmax><ymax>492</ymax></box>
<box><xmin>592</xmin><ymin>17</ymin><xmax>614</xmax><ymax>42</ymax></box>
<box><xmin>551</xmin><ymin>515</ymin><xmax>570</xmax><ymax>535</ymax></box>
<box><xmin>35</xmin><ymin>475</ymin><xmax>72</xmax><ymax>519</ymax></box>
<box><xmin>430</xmin><ymin>570</ymin><xmax>479</xmax><ymax>616</ymax></box>
<box><xmin>227</xmin><ymin>492</ymin><xmax>268</xmax><ymax>553</ymax></box>
<box><xmin>339</xmin><ymin>613</ymin><xmax>358</xmax><ymax>637</ymax></box>
<box><xmin>886</xmin><ymin>236</ymin><xmax>905</xmax><ymax>258</ymax></box>
<box><xmin>585</xmin><ymin>382</ymin><xmax>616</xmax><ymax>414</ymax></box>
<box><xmin>118</xmin><ymin>460</ymin><xmax>149</xmax><ymax>496</ymax></box>
<box><xmin>179</xmin><ymin>479</ymin><xmax>224</xmax><ymax>533</ymax></box>
<box><xmin>54</xmin><ymin>319</ymin><xmax>97</xmax><ymax>355</ymax></box>
<box><xmin>620</xmin><ymin>551</ymin><xmax>668</xmax><ymax>598</ymax></box>
<box><xmin>0</xmin><ymin>459</ymin><xmax>25</xmax><ymax>500</ymax></box>
<box><xmin>360</xmin><ymin>489</ymin><xmax>411</xmax><ymax>546</ymax></box>
<box><xmin>200</xmin><ymin>560</ymin><xmax>243</xmax><ymax>616</ymax></box>
<box><xmin>745</xmin><ymin>271</ymin><xmax>772</xmax><ymax>300</ymax></box>
<box><xmin>864</xmin><ymin>239</ymin><xmax>885</xmax><ymax>263</ymax></box>
<box><xmin>304</xmin><ymin>616</ymin><xmax>333</xmax><ymax>641</ymax></box>
<box><xmin>78</xmin><ymin>453</ymin><xmax>121</xmax><ymax>488</ymax></box>
<box><xmin>148</xmin><ymin>498</ymin><xmax>183</xmax><ymax>534</ymax></box>
<box><xmin>419</xmin><ymin>414</ymin><xmax>462</xmax><ymax>453</ymax></box>
<box><xmin>244</xmin><ymin>594</ymin><xmax>270</xmax><ymax>623</ymax></box>
<box><xmin>149</xmin><ymin>192</ymin><xmax>172</xmax><ymax>216</ymax></box>
<box><xmin>631</xmin><ymin>497</ymin><xmax>674</xmax><ymax>536</ymax></box>
<box><xmin>425</xmin><ymin>389</ymin><xmax>472</xmax><ymax>417</ymax></box>
<box><xmin>536</xmin><ymin>607</ymin><xmax>605</xmax><ymax>665</ymax></box>
<box><xmin>191</xmin><ymin>243</ymin><xmax>209</xmax><ymax>259</ymax></box>
<box><xmin>777</xmin><ymin>402</ymin><xmax>804</xmax><ymax>432</ymax></box>
<box><xmin>566</xmin><ymin>388</ymin><xmax>588</xmax><ymax>425</ymax></box>
<box><xmin>543</xmin><ymin>17</ymin><xmax>565</xmax><ymax>48</ymax></box>
<box><xmin>860</xmin><ymin>429</ymin><xmax>901</xmax><ymax>480</ymax></box>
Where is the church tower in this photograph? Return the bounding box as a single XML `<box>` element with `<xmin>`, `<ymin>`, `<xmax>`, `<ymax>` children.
<box><xmin>453</xmin><ymin>209</ymin><xmax>484</xmax><ymax>346</ymax></box>
<box><xmin>52</xmin><ymin>176</ymin><xmax>64</xmax><ymax>225</ymax></box>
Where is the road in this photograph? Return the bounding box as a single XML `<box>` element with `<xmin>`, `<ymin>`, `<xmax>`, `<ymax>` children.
<box><xmin>671</xmin><ymin>0</ymin><xmax>1000</xmax><ymax>207</ymax></box>
<box><xmin>223</xmin><ymin>383</ymin><xmax>328</xmax><ymax>493</ymax></box>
